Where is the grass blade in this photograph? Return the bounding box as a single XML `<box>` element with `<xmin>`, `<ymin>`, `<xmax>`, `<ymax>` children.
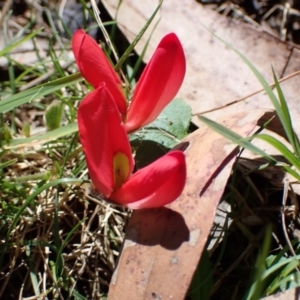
<box><xmin>272</xmin><ymin>69</ymin><xmax>300</xmax><ymax>156</ymax></box>
<box><xmin>0</xmin><ymin>29</ymin><xmax>42</xmax><ymax>57</ymax></box>
<box><xmin>0</xmin><ymin>178</ymin><xmax>83</xmax><ymax>269</ymax></box>
<box><xmin>244</xmin><ymin>225</ymin><xmax>272</xmax><ymax>300</ymax></box>
<box><xmin>198</xmin><ymin>115</ymin><xmax>276</xmax><ymax>163</ymax></box>
<box><xmin>206</xmin><ymin>27</ymin><xmax>298</xmax><ymax>156</ymax></box>
<box><xmin>0</xmin><ymin>73</ymin><xmax>82</xmax><ymax>113</ymax></box>
<box><xmin>114</xmin><ymin>0</ymin><xmax>162</xmax><ymax>71</ymax></box>
<box><xmin>5</xmin><ymin>123</ymin><xmax>78</xmax><ymax>148</ymax></box>
<box><xmin>256</xmin><ymin>133</ymin><xmax>300</xmax><ymax>171</ymax></box>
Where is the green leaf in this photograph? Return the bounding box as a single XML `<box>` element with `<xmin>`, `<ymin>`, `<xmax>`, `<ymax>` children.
<box><xmin>45</xmin><ymin>100</ymin><xmax>64</xmax><ymax>131</ymax></box>
<box><xmin>0</xmin><ymin>123</ymin><xmax>12</xmax><ymax>144</ymax></box>
<box><xmin>22</xmin><ymin>122</ymin><xmax>31</xmax><ymax>137</ymax></box>
<box><xmin>130</xmin><ymin>98</ymin><xmax>192</xmax><ymax>148</ymax></box>
<box><xmin>150</xmin><ymin>98</ymin><xmax>191</xmax><ymax>139</ymax></box>
<box><xmin>134</xmin><ymin>140</ymin><xmax>168</xmax><ymax>169</ymax></box>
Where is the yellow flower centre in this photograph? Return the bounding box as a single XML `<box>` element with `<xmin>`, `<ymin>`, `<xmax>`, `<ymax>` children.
<box><xmin>113</xmin><ymin>152</ymin><xmax>130</xmax><ymax>189</ymax></box>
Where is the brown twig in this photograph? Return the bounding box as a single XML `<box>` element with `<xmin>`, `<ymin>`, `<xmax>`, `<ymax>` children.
<box><xmin>193</xmin><ymin>69</ymin><xmax>300</xmax><ymax>116</ymax></box>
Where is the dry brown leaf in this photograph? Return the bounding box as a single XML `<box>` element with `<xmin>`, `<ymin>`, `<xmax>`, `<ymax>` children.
<box><xmin>102</xmin><ymin>0</ymin><xmax>300</xmax><ymax>136</ymax></box>
<box><xmin>108</xmin><ymin>109</ymin><xmax>270</xmax><ymax>299</ymax></box>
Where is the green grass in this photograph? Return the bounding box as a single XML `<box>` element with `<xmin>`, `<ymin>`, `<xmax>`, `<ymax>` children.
<box><xmin>194</xmin><ymin>26</ymin><xmax>300</xmax><ymax>300</ymax></box>
<box><xmin>0</xmin><ymin>2</ymin><xmax>130</xmax><ymax>298</ymax></box>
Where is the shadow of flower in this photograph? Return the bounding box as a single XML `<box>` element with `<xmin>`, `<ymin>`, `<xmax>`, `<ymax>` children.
<box><xmin>124</xmin><ymin>207</ymin><xmax>189</xmax><ymax>250</ymax></box>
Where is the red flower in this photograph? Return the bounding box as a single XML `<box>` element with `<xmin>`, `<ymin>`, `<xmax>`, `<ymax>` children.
<box><xmin>78</xmin><ymin>84</ymin><xmax>186</xmax><ymax>209</ymax></box>
<box><xmin>72</xmin><ymin>29</ymin><xmax>186</xmax><ymax>133</ymax></box>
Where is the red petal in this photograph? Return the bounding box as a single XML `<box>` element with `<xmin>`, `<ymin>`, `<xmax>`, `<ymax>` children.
<box><xmin>125</xmin><ymin>33</ymin><xmax>186</xmax><ymax>133</ymax></box>
<box><xmin>72</xmin><ymin>29</ymin><xmax>127</xmax><ymax>116</ymax></box>
<box><xmin>110</xmin><ymin>151</ymin><xmax>186</xmax><ymax>209</ymax></box>
<box><xmin>78</xmin><ymin>84</ymin><xmax>134</xmax><ymax>197</ymax></box>
<box><xmin>72</xmin><ymin>30</ymin><xmax>120</xmax><ymax>87</ymax></box>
